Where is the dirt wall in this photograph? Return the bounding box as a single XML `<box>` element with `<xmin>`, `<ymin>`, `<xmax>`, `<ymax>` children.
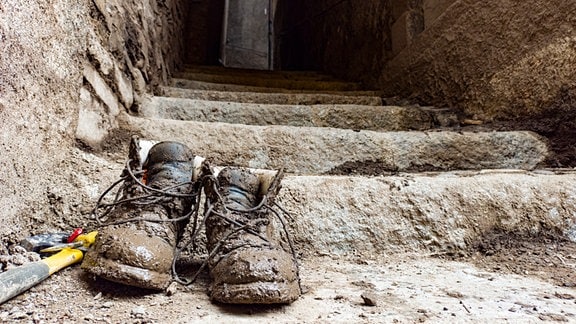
<box><xmin>0</xmin><ymin>1</ymin><xmax>87</xmax><ymax>242</ymax></box>
<box><xmin>0</xmin><ymin>0</ymin><xmax>185</xmax><ymax>241</ymax></box>
<box><xmin>276</xmin><ymin>0</ymin><xmax>391</xmax><ymax>85</ymax></box>
<box><xmin>381</xmin><ymin>0</ymin><xmax>576</xmax><ymax>120</ymax></box>
<box><xmin>79</xmin><ymin>0</ymin><xmax>186</xmax><ymax>148</ymax></box>
<box><xmin>277</xmin><ymin>0</ymin><xmax>575</xmax><ymax>122</ymax></box>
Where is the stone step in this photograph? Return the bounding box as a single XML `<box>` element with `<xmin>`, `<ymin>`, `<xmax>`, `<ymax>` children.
<box><xmin>140</xmin><ymin>96</ymin><xmax>435</xmax><ymax>131</ymax></box>
<box><xmin>171</xmin><ymin>78</ymin><xmax>380</xmax><ymax>95</ymax></box>
<box><xmin>173</xmin><ymin>71</ymin><xmax>362</xmax><ymax>91</ymax></box>
<box><xmin>85</xmin><ymin>151</ymin><xmax>575</xmax><ymax>259</ymax></box>
<box><xmin>278</xmin><ymin>170</ymin><xmax>576</xmax><ymax>257</ymax></box>
<box><xmin>120</xmin><ymin>113</ymin><xmax>548</xmax><ymax>174</ymax></box>
<box><xmin>158</xmin><ymin>86</ymin><xmax>383</xmax><ymax>105</ymax></box>
<box><xmin>182</xmin><ymin>64</ymin><xmax>336</xmax><ymax>81</ymax></box>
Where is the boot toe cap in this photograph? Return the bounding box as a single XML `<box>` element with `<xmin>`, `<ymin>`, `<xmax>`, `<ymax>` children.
<box><xmin>210</xmin><ymin>247</ymin><xmax>301</xmax><ymax>304</ymax></box>
<box><xmin>82</xmin><ymin>227</ymin><xmax>174</xmax><ymax>290</ymax></box>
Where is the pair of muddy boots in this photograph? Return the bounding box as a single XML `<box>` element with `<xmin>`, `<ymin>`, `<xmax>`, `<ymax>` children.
<box><xmin>81</xmin><ymin>138</ymin><xmax>300</xmax><ymax>304</ymax></box>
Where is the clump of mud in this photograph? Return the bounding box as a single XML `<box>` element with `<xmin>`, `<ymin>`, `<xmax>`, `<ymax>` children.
<box><xmin>444</xmin><ymin>230</ymin><xmax>576</xmax><ymax>287</ymax></box>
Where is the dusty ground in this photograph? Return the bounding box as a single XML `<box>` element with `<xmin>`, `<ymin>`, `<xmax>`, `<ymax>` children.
<box><xmin>1</xmin><ymin>244</ymin><xmax>576</xmax><ymax>323</ymax></box>
<box><xmin>459</xmin><ymin>232</ymin><xmax>576</xmax><ymax>288</ymax></box>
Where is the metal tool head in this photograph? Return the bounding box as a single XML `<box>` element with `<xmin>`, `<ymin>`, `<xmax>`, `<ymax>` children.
<box><xmin>19</xmin><ymin>233</ymin><xmax>70</xmax><ymax>253</ymax></box>
<box><xmin>19</xmin><ymin>230</ymin><xmax>98</xmax><ymax>254</ymax></box>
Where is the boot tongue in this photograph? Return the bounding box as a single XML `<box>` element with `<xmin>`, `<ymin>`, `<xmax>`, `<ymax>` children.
<box><xmin>218</xmin><ymin>168</ymin><xmax>260</xmax><ymax>209</ymax></box>
<box><xmin>143</xmin><ymin>142</ymin><xmax>194</xmax><ymax>188</ymax></box>
<box><xmin>144</xmin><ymin>141</ymin><xmax>195</xmax><ymax>166</ymax></box>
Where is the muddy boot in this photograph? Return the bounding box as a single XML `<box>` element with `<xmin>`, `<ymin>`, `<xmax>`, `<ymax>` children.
<box><xmin>81</xmin><ymin>137</ymin><xmax>201</xmax><ymax>290</ymax></box>
<box><xmin>203</xmin><ymin>166</ymin><xmax>301</xmax><ymax>304</ymax></box>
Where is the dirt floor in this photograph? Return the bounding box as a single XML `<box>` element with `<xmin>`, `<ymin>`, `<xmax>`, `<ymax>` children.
<box><xmin>2</xmin><ymin>243</ymin><xmax>576</xmax><ymax>323</ymax></box>
<box><xmin>461</xmin><ymin>232</ymin><xmax>576</xmax><ymax>289</ymax></box>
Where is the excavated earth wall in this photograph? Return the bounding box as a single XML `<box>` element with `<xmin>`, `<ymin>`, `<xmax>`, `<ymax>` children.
<box><xmin>0</xmin><ymin>0</ymin><xmax>185</xmax><ymax>241</ymax></box>
<box><xmin>0</xmin><ymin>0</ymin><xmax>86</xmax><ymax>242</ymax></box>
<box><xmin>282</xmin><ymin>0</ymin><xmax>576</xmax><ymax>123</ymax></box>
<box><xmin>381</xmin><ymin>0</ymin><xmax>576</xmax><ymax>121</ymax></box>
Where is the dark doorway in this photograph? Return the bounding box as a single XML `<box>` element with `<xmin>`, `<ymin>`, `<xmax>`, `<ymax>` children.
<box><xmin>220</xmin><ymin>0</ymin><xmax>273</xmax><ymax>70</ymax></box>
<box><xmin>183</xmin><ymin>0</ymin><xmax>226</xmax><ymax>66</ymax></box>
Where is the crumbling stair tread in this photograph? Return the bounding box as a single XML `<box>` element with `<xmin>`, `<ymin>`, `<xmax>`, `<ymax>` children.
<box><xmin>158</xmin><ymin>86</ymin><xmax>383</xmax><ymax>106</ymax></box>
<box><xmin>141</xmin><ymin>96</ymin><xmax>435</xmax><ymax>131</ymax></box>
<box><xmin>121</xmin><ymin>114</ymin><xmax>548</xmax><ymax>174</ymax></box>
<box><xmin>171</xmin><ymin>78</ymin><xmax>382</xmax><ymax>95</ymax></box>
<box><xmin>173</xmin><ymin>71</ymin><xmax>361</xmax><ymax>91</ymax></box>
<box><xmin>179</xmin><ymin>66</ymin><xmax>340</xmax><ymax>81</ymax></box>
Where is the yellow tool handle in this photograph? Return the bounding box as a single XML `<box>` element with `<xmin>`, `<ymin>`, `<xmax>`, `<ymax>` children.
<box><xmin>76</xmin><ymin>231</ymin><xmax>98</xmax><ymax>248</ymax></box>
<box><xmin>0</xmin><ymin>248</ymin><xmax>84</xmax><ymax>305</ymax></box>
<box><xmin>44</xmin><ymin>248</ymin><xmax>84</xmax><ymax>275</ymax></box>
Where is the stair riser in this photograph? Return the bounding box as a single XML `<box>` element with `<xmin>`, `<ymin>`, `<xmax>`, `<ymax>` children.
<box><xmin>159</xmin><ymin>87</ymin><xmax>383</xmax><ymax>106</ymax></box>
<box><xmin>172</xmin><ymin>78</ymin><xmax>381</xmax><ymax>95</ymax></box>
<box><xmin>122</xmin><ymin>115</ymin><xmax>548</xmax><ymax>174</ymax></box>
<box><xmin>278</xmin><ymin>172</ymin><xmax>576</xmax><ymax>256</ymax></box>
<box><xmin>142</xmin><ymin>97</ymin><xmax>434</xmax><ymax>131</ymax></box>
<box><xmin>174</xmin><ymin>71</ymin><xmax>361</xmax><ymax>91</ymax></box>
<box><xmin>181</xmin><ymin>65</ymin><xmax>331</xmax><ymax>81</ymax></box>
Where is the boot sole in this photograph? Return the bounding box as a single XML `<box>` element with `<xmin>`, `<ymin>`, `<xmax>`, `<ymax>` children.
<box><xmin>82</xmin><ymin>252</ymin><xmax>171</xmax><ymax>291</ymax></box>
<box><xmin>211</xmin><ymin>280</ymin><xmax>301</xmax><ymax>304</ymax></box>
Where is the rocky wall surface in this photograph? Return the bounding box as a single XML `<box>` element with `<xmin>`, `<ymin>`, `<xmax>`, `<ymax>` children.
<box><xmin>380</xmin><ymin>0</ymin><xmax>576</xmax><ymax>120</ymax></box>
<box><xmin>0</xmin><ymin>0</ymin><xmax>88</xmax><ymax>242</ymax></box>
<box><xmin>78</xmin><ymin>0</ymin><xmax>187</xmax><ymax>148</ymax></box>
<box><xmin>389</xmin><ymin>0</ymin><xmax>424</xmax><ymax>56</ymax></box>
<box><xmin>278</xmin><ymin>0</ymin><xmax>575</xmax><ymax>123</ymax></box>
<box><xmin>0</xmin><ymin>0</ymin><xmax>185</xmax><ymax>240</ymax></box>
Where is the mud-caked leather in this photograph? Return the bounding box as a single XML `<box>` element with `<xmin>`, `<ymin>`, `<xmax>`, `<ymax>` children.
<box><xmin>204</xmin><ymin>167</ymin><xmax>301</xmax><ymax>304</ymax></box>
<box><xmin>82</xmin><ymin>139</ymin><xmax>196</xmax><ymax>290</ymax></box>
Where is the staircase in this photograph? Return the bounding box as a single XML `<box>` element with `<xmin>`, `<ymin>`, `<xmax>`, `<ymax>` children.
<box><xmin>126</xmin><ymin>64</ymin><xmax>571</xmax><ymax>253</ymax></box>
<box><xmin>114</xmin><ymin>65</ymin><xmax>576</xmax><ymax>321</ymax></box>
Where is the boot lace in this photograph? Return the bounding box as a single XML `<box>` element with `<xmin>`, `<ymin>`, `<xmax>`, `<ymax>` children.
<box><xmin>92</xmin><ymin>159</ymin><xmax>200</xmax><ymax>227</ymax></box>
<box><xmin>92</xmin><ymin>161</ymin><xmax>299</xmax><ymax>292</ymax></box>
<box><xmin>172</xmin><ymin>172</ymin><xmax>301</xmax><ymax>293</ymax></box>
